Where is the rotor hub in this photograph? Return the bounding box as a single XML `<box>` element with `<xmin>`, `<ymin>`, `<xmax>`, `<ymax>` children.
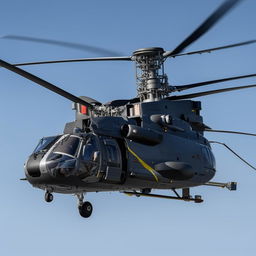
<box><xmin>133</xmin><ymin>47</ymin><xmax>164</xmax><ymax>57</ymax></box>
<box><xmin>132</xmin><ymin>48</ymin><xmax>168</xmax><ymax>102</ymax></box>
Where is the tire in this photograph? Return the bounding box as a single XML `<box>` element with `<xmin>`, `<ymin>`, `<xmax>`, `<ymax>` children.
<box><xmin>45</xmin><ymin>192</ymin><xmax>53</xmax><ymax>202</ymax></box>
<box><xmin>79</xmin><ymin>201</ymin><xmax>93</xmax><ymax>218</ymax></box>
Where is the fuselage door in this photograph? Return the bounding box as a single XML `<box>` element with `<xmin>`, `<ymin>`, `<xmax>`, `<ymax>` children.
<box><xmin>102</xmin><ymin>138</ymin><xmax>123</xmax><ymax>183</ymax></box>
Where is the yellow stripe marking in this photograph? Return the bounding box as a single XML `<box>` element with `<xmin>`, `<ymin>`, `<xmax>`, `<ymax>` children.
<box><xmin>127</xmin><ymin>147</ymin><xmax>159</xmax><ymax>182</ymax></box>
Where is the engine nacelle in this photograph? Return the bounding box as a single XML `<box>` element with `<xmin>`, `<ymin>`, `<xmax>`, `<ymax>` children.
<box><xmin>121</xmin><ymin>124</ymin><xmax>162</xmax><ymax>146</ymax></box>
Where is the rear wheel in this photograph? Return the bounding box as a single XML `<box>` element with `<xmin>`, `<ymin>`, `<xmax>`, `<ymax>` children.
<box><xmin>45</xmin><ymin>192</ymin><xmax>53</xmax><ymax>202</ymax></box>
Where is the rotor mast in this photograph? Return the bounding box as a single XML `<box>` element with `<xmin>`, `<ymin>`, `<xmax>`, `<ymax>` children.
<box><xmin>133</xmin><ymin>47</ymin><xmax>169</xmax><ymax>102</ymax></box>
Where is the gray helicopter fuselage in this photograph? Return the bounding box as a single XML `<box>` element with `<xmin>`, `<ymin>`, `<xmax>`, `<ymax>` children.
<box><xmin>24</xmin><ymin>99</ymin><xmax>216</xmax><ymax>194</ymax></box>
<box><xmin>2</xmin><ymin>0</ymin><xmax>250</xmax><ymax>218</ymax></box>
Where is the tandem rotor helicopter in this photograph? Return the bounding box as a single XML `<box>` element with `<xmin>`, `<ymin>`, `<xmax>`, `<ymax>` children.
<box><xmin>2</xmin><ymin>0</ymin><xmax>256</xmax><ymax>218</ymax></box>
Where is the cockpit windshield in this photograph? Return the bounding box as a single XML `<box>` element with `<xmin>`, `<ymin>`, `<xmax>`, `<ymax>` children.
<box><xmin>51</xmin><ymin>135</ymin><xmax>80</xmax><ymax>158</ymax></box>
<box><xmin>33</xmin><ymin>136</ymin><xmax>61</xmax><ymax>153</ymax></box>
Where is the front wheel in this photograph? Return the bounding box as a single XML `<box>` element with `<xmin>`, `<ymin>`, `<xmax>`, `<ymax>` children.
<box><xmin>78</xmin><ymin>201</ymin><xmax>93</xmax><ymax>218</ymax></box>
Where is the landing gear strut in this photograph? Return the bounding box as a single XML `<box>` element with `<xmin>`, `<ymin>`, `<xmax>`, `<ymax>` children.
<box><xmin>45</xmin><ymin>191</ymin><xmax>53</xmax><ymax>202</ymax></box>
<box><xmin>76</xmin><ymin>193</ymin><xmax>93</xmax><ymax>218</ymax></box>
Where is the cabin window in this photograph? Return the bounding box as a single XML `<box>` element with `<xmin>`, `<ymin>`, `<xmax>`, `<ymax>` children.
<box><xmin>106</xmin><ymin>145</ymin><xmax>118</xmax><ymax>163</ymax></box>
<box><xmin>104</xmin><ymin>139</ymin><xmax>120</xmax><ymax>168</ymax></box>
<box><xmin>83</xmin><ymin>136</ymin><xmax>99</xmax><ymax>161</ymax></box>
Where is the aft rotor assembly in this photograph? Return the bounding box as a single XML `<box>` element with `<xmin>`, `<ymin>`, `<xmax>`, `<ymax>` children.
<box><xmin>133</xmin><ymin>47</ymin><xmax>168</xmax><ymax>102</ymax></box>
<box><xmin>1</xmin><ymin>0</ymin><xmax>256</xmax><ymax>109</ymax></box>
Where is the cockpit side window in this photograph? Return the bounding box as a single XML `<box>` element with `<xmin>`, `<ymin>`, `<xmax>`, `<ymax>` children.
<box><xmin>51</xmin><ymin>135</ymin><xmax>80</xmax><ymax>157</ymax></box>
<box><xmin>82</xmin><ymin>136</ymin><xmax>99</xmax><ymax>161</ymax></box>
<box><xmin>79</xmin><ymin>135</ymin><xmax>100</xmax><ymax>178</ymax></box>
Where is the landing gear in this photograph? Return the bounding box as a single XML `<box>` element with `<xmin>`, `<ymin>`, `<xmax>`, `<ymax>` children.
<box><xmin>182</xmin><ymin>188</ymin><xmax>203</xmax><ymax>203</ymax></box>
<box><xmin>76</xmin><ymin>193</ymin><xmax>93</xmax><ymax>218</ymax></box>
<box><xmin>79</xmin><ymin>202</ymin><xmax>93</xmax><ymax>218</ymax></box>
<box><xmin>45</xmin><ymin>191</ymin><xmax>53</xmax><ymax>202</ymax></box>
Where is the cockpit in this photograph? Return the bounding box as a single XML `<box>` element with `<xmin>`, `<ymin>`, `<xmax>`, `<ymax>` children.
<box><xmin>26</xmin><ymin>133</ymin><xmax>102</xmax><ymax>182</ymax></box>
<box><xmin>43</xmin><ymin>134</ymin><xmax>100</xmax><ymax>179</ymax></box>
<box><xmin>25</xmin><ymin>132</ymin><xmax>125</xmax><ymax>188</ymax></box>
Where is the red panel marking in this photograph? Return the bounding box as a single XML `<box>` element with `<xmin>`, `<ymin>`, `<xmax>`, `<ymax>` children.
<box><xmin>80</xmin><ymin>105</ymin><xmax>87</xmax><ymax>115</ymax></box>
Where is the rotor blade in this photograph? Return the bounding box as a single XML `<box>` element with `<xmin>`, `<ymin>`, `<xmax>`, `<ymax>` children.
<box><xmin>2</xmin><ymin>35</ymin><xmax>123</xmax><ymax>56</ymax></box>
<box><xmin>205</xmin><ymin>129</ymin><xmax>256</xmax><ymax>137</ymax></box>
<box><xmin>173</xmin><ymin>73</ymin><xmax>256</xmax><ymax>92</ymax></box>
<box><xmin>163</xmin><ymin>0</ymin><xmax>241</xmax><ymax>57</ymax></box>
<box><xmin>167</xmin><ymin>83</ymin><xmax>256</xmax><ymax>100</ymax></box>
<box><xmin>0</xmin><ymin>59</ymin><xmax>93</xmax><ymax>108</ymax></box>
<box><xmin>168</xmin><ymin>40</ymin><xmax>256</xmax><ymax>58</ymax></box>
<box><xmin>8</xmin><ymin>56</ymin><xmax>132</xmax><ymax>67</ymax></box>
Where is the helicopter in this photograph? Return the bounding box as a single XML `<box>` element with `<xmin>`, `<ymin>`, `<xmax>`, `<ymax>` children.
<box><xmin>1</xmin><ymin>0</ymin><xmax>256</xmax><ymax>218</ymax></box>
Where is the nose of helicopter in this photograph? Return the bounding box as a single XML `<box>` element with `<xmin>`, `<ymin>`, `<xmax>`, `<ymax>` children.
<box><xmin>24</xmin><ymin>154</ymin><xmax>53</xmax><ymax>185</ymax></box>
<box><xmin>25</xmin><ymin>151</ymin><xmax>79</xmax><ymax>177</ymax></box>
<box><xmin>25</xmin><ymin>153</ymin><xmax>43</xmax><ymax>178</ymax></box>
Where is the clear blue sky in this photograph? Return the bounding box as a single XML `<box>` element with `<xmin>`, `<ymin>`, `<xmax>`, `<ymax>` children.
<box><xmin>1</xmin><ymin>0</ymin><xmax>256</xmax><ymax>255</ymax></box>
